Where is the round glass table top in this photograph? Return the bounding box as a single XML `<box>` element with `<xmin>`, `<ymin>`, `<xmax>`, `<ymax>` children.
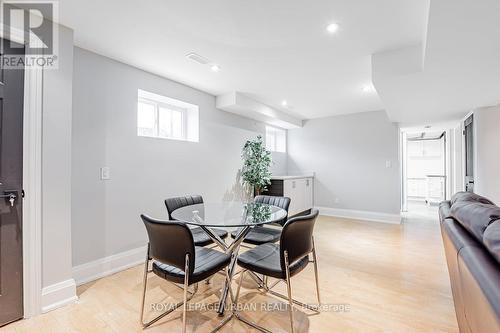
<box><xmin>171</xmin><ymin>202</ymin><xmax>287</xmax><ymax>227</ymax></box>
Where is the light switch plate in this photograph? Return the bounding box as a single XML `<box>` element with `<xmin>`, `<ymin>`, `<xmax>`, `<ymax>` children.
<box><xmin>100</xmin><ymin>167</ymin><xmax>110</xmax><ymax>180</ymax></box>
<box><xmin>385</xmin><ymin>160</ymin><xmax>392</xmax><ymax>168</ymax></box>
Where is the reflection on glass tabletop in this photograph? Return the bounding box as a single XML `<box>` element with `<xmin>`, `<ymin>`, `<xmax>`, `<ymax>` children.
<box><xmin>171</xmin><ymin>202</ymin><xmax>287</xmax><ymax>227</ymax></box>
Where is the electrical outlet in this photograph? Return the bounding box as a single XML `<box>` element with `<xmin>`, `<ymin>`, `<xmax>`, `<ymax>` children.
<box><xmin>100</xmin><ymin>167</ymin><xmax>110</xmax><ymax>180</ymax></box>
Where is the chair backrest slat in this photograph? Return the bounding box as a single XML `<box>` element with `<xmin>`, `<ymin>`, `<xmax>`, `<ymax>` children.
<box><xmin>254</xmin><ymin>195</ymin><xmax>291</xmax><ymax>226</ymax></box>
<box><xmin>280</xmin><ymin>209</ymin><xmax>319</xmax><ymax>269</ymax></box>
<box><xmin>141</xmin><ymin>214</ymin><xmax>195</xmax><ymax>274</ymax></box>
<box><xmin>165</xmin><ymin>195</ymin><xmax>204</xmax><ymax>220</ymax></box>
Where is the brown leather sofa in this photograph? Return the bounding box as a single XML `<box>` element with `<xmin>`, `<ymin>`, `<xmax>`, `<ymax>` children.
<box><xmin>439</xmin><ymin>192</ymin><xmax>500</xmax><ymax>332</ymax></box>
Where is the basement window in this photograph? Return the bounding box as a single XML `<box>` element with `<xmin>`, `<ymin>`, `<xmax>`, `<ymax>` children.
<box><xmin>266</xmin><ymin>126</ymin><xmax>286</xmax><ymax>153</ymax></box>
<box><xmin>137</xmin><ymin>89</ymin><xmax>199</xmax><ymax>142</ymax></box>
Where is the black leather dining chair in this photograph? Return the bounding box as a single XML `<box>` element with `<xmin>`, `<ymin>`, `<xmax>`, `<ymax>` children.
<box><xmin>234</xmin><ymin>209</ymin><xmax>321</xmax><ymax>333</ymax></box>
<box><xmin>230</xmin><ymin>195</ymin><xmax>291</xmax><ymax>246</ymax></box>
<box><xmin>165</xmin><ymin>195</ymin><xmax>228</xmax><ymax>247</ymax></box>
<box><xmin>140</xmin><ymin>215</ymin><xmax>232</xmax><ymax>332</ymax></box>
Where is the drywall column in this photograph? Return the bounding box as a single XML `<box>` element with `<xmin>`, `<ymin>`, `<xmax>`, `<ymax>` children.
<box><xmin>40</xmin><ymin>24</ymin><xmax>76</xmax><ymax>311</ymax></box>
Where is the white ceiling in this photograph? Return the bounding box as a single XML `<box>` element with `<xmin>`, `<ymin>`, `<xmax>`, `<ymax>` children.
<box><xmin>58</xmin><ymin>0</ymin><xmax>428</xmax><ymax>120</ymax></box>
<box><xmin>373</xmin><ymin>0</ymin><xmax>500</xmax><ymax>125</ymax></box>
<box><xmin>58</xmin><ymin>0</ymin><xmax>500</xmax><ymax>124</ymax></box>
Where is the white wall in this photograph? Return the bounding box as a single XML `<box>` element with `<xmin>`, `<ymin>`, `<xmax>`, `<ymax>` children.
<box><xmin>270</xmin><ymin>151</ymin><xmax>287</xmax><ymax>175</ymax></box>
<box><xmin>287</xmin><ymin>110</ymin><xmax>400</xmax><ymax>215</ymax></box>
<box><xmin>71</xmin><ymin>48</ymin><xmax>284</xmax><ymax>266</ymax></box>
<box><xmin>474</xmin><ymin>104</ymin><xmax>500</xmax><ymax>204</ymax></box>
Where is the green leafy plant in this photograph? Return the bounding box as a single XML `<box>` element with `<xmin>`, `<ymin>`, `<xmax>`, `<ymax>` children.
<box><xmin>241</xmin><ymin>135</ymin><xmax>272</xmax><ymax>196</ymax></box>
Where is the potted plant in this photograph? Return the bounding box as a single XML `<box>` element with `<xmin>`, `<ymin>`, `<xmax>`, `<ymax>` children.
<box><xmin>241</xmin><ymin>135</ymin><xmax>272</xmax><ymax>196</ymax></box>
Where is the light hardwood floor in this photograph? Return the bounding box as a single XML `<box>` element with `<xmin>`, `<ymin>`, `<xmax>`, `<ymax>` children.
<box><xmin>1</xmin><ymin>215</ymin><xmax>459</xmax><ymax>333</ymax></box>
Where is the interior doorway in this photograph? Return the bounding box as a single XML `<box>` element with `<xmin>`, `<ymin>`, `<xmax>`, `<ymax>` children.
<box><xmin>463</xmin><ymin>114</ymin><xmax>474</xmax><ymax>192</ymax></box>
<box><xmin>401</xmin><ymin>128</ymin><xmax>449</xmax><ymax>219</ymax></box>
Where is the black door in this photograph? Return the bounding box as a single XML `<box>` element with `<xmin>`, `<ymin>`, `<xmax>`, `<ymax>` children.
<box><xmin>464</xmin><ymin>115</ymin><xmax>474</xmax><ymax>192</ymax></box>
<box><xmin>0</xmin><ymin>39</ymin><xmax>25</xmax><ymax>326</ymax></box>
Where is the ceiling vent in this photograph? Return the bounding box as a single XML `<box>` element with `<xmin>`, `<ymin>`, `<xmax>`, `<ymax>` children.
<box><xmin>185</xmin><ymin>52</ymin><xmax>210</xmax><ymax>65</ymax></box>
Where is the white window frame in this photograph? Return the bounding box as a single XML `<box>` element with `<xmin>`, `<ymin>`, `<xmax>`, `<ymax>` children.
<box><xmin>266</xmin><ymin>125</ymin><xmax>287</xmax><ymax>153</ymax></box>
<box><xmin>159</xmin><ymin>104</ymin><xmax>187</xmax><ymax>139</ymax></box>
<box><xmin>137</xmin><ymin>89</ymin><xmax>199</xmax><ymax>142</ymax></box>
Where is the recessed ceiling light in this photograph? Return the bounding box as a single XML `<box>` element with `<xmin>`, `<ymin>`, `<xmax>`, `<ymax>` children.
<box><xmin>186</xmin><ymin>52</ymin><xmax>210</xmax><ymax>65</ymax></box>
<box><xmin>362</xmin><ymin>84</ymin><xmax>376</xmax><ymax>93</ymax></box>
<box><xmin>326</xmin><ymin>23</ymin><xmax>339</xmax><ymax>34</ymax></box>
<box><xmin>210</xmin><ymin>64</ymin><xmax>220</xmax><ymax>72</ymax></box>
<box><xmin>281</xmin><ymin>100</ymin><xmax>288</xmax><ymax>107</ymax></box>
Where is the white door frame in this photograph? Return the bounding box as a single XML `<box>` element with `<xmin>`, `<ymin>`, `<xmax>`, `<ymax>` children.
<box><xmin>22</xmin><ymin>61</ymin><xmax>43</xmax><ymax>318</ymax></box>
<box><xmin>1</xmin><ymin>25</ymin><xmax>44</xmax><ymax>318</ymax></box>
<box><xmin>399</xmin><ymin>130</ymin><xmax>408</xmax><ymax>212</ymax></box>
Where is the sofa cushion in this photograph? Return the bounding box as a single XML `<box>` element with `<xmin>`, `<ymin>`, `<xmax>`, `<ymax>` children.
<box><xmin>451</xmin><ymin>191</ymin><xmax>495</xmax><ymax>206</ymax></box>
<box><xmin>483</xmin><ymin>220</ymin><xmax>500</xmax><ymax>264</ymax></box>
<box><xmin>451</xmin><ymin>202</ymin><xmax>500</xmax><ymax>242</ymax></box>
<box><xmin>439</xmin><ymin>201</ymin><xmax>452</xmax><ymax>221</ymax></box>
<box><xmin>451</xmin><ymin>201</ymin><xmax>500</xmax><ymax>264</ymax></box>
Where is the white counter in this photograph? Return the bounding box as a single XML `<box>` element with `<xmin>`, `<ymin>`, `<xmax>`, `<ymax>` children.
<box><xmin>268</xmin><ymin>174</ymin><xmax>314</xmax><ymax>216</ymax></box>
<box><xmin>271</xmin><ymin>174</ymin><xmax>314</xmax><ymax>180</ymax></box>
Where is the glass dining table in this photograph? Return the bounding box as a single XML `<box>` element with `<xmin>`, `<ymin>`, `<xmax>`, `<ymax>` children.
<box><xmin>171</xmin><ymin>201</ymin><xmax>287</xmax><ymax>316</ymax></box>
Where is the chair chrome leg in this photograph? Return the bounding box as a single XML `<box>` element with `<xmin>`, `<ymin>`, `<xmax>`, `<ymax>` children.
<box><xmin>140</xmin><ymin>245</ymin><xmax>150</xmax><ymax>326</ymax></box>
<box><xmin>234</xmin><ymin>312</ymin><xmax>273</xmax><ymax>333</ymax></box>
<box><xmin>266</xmin><ymin>287</ymin><xmax>320</xmax><ymax>312</ymax></box>
<box><xmin>141</xmin><ymin>248</ymin><xmax>198</xmax><ymax>329</ymax></box>
<box><xmin>182</xmin><ymin>254</ymin><xmax>190</xmax><ymax>333</ymax></box>
<box><xmin>312</xmin><ymin>237</ymin><xmax>321</xmax><ymax>305</ymax></box>
<box><xmin>284</xmin><ymin>251</ymin><xmax>295</xmax><ymax>333</ymax></box>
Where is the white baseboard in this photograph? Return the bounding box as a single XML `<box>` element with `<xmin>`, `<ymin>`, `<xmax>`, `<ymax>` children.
<box><xmin>41</xmin><ymin>279</ymin><xmax>77</xmax><ymax>313</ymax></box>
<box><xmin>72</xmin><ymin>246</ymin><xmax>147</xmax><ymax>286</ymax></box>
<box><xmin>316</xmin><ymin>206</ymin><xmax>401</xmax><ymax>224</ymax></box>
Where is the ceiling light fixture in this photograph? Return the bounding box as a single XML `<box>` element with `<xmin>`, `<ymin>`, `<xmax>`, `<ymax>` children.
<box><xmin>185</xmin><ymin>52</ymin><xmax>210</xmax><ymax>65</ymax></box>
<box><xmin>326</xmin><ymin>23</ymin><xmax>339</xmax><ymax>34</ymax></box>
<box><xmin>186</xmin><ymin>53</ymin><xmax>221</xmax><ymax>72</ymax></box>
<box><xmin>281</xmin><ymin>100</ymin><xmax>288</xmax><ymax>107</ymax></box>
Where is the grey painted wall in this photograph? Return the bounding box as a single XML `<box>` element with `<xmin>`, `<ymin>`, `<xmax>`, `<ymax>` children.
<box><xmin>287</xmin><ymin>110</ymin><xmax>400</xmax><ymax>214</ymax></box>
<box><xmin>42</xmin><ymin>25</ymin><xmax>74</xmax><ymax>287</ymax></box>
<box><xmin>71</xmin><ymin>48</ymin><xmax>284</xmax><ymax>266</ymax></box>
<box><xmin>474</xmin><ymin>104</ymin><xmax>500</xmax><ymax>204</ymax></box>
